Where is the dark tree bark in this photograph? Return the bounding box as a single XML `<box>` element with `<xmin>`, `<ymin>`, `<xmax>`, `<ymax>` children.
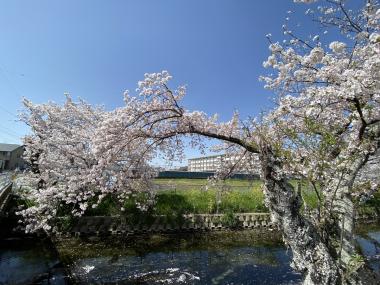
<box><xmin>258</xmin><ymin>142</ymin><xmax>341</xmax><ymax>284</ymax></box>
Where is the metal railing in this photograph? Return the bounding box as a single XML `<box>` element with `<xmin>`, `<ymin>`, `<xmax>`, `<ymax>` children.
<box><xmin>0</xmin><ymin>172</ymin><xmax>12</xmax><ymax>214</ymax></box>
<box><xmin>0</xmin><ymin>172</ymin><xmax>11</xmax><ymax>189</ymax></box>
<box><xmin>0</xmin><ymin>182</ymin><xmax>12</xmax><ymax>213</ymax></box>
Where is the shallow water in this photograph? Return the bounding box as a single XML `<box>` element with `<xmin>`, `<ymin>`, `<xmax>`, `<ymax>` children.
<box><xmin>1</xmin><ymin>226</ymin><xmax>379</xmax><ymax>285</ymax></box>
<box><xmin>58</xmin><ymin>231</ymin><xmax>301</xmax><ymax>284</ymax></box>
<box><xmin>356</xmin><ymin>224</ymin><xmax>380</xmax><ymax>275</ymax></box>
<box><xmin>0</xmin><ymin>238</ymin><xmax>68</xmax><ymax>284</ymax></box>
<box><xmin>66</xmin><ymin>247</ymin><xmax>301</xmax><ymax>284</ymax></box>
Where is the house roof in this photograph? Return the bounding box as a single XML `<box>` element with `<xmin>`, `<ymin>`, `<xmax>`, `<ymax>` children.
<box><xmin>0</xmin><ymin>143</ymin><xmax>22</xmax><ymax>152</ymax></box>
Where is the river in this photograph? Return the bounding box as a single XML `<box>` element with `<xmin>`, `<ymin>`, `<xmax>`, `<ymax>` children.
<box><xmin>1</xmin><ymin>225</ymin><xmax>379</xmax><ymax>284</ymax></box>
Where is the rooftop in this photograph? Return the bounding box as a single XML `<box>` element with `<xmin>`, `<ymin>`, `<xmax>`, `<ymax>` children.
<box><xmin>0</xmin><ymin>143</ymin><xmax>22</xmax><ymax>152</ymax></box>
<box><xmin>188</xmin><ymin>154</ymin><xmax>224</xmax><ymax>161</ymax></box>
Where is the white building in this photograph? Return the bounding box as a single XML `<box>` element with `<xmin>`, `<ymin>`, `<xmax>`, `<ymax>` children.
<box><xmin>188</xmin><ymin>155</ymin><xmax>223</xmax><ymax>172</ymax></box>
<box><xmin>188</xmin><ymin>153</ymin><xmax>260</xmax><ymax>173</ymax></box>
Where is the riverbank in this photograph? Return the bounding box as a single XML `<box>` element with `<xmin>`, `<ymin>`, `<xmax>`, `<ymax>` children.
<box><xmin>57</xmin><ymin>213</ymin><xmax>273</xmax><ymax>237</ymax></box>
<box><xmin>1</xmin><ymin>223</ymin><xmax>379</xmax><ymax>284</ymax></box>
<box><xmin>54</xmin><ymin>224</ymin><xmax>380</xmax><ymax>284</ymax></box>
<box><xmin>11</xmin><ymin>178</ymin><xmax>380</xmax><ymax>230</ymax></box>
<box><xmin>82</xmin><ymin>179</ymin><xmax>380</xmax><ymax>219</ymax></box>
<box><xmin>54</xmin><ymin>211</ymin><xmax>379</xmax><ymax>237</ymax></box>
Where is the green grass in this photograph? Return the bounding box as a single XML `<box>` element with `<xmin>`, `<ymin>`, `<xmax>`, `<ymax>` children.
<box><xmin>153</xmin><ymin>187</ymin><xmax>267</xmax><ymax>214</ymax></box>
<box><xmin>83</xmin><ymin>178</ymin><xmax>324</xmax><ymax>217</ymax></box>
<box><xmin>81</xmin><ymin>179</ymin><xmax>268</xmax><ymax>218</ymax></box>
<box><xmin>153</xmin><ymin>179</ymin><xmax>266</xmax><ymax>214</ymax></box>
<box><xmin>60</xmin><ymin>178</ymin><xmax>377</xmax><ymax>219</ymax></box>
<box><xmin>153</xmin><ymin>179</ymin><xmax>325</xmax><ymax>214</ymax></box>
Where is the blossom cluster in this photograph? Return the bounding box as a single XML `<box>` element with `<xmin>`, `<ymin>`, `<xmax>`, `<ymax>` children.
<box><xmin>18</xmin><ymin>1</ymin><xmax>379</xmax><ymax>234</ymax></box>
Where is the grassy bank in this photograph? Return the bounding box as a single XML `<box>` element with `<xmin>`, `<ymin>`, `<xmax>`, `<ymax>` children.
<box><xmin>14</xmin><ymin>177</ymin><xmax>377</xmax><ymax>231</ymax></box>
<box><xmin>15</xmin><ymin>178</ymin><xmax>377</xmax><ymax>222</ymax></box>
<box><xmin>86</xmin><ymin>179</ymin><xmax>325</xmax><ymax>218</ymax></box>
<box><xmin>83</xmin><ymin>179</ymin><xmax>267</xmax><ymax>229</ymax></box>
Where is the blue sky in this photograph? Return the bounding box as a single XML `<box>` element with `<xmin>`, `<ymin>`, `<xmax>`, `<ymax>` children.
<box><xmin>0</xmin><ymin>0</ymin><xmax>324</xmax><ymax>164</ymax></box>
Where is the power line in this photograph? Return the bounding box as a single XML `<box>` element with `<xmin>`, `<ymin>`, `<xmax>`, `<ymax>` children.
<box><xmin>0</xmin><ymin>65</ymin><xmax>24</xmax><ymax>99</ymax></box>
<box><xmin>0</xmin><ymin>123</ymin><xmax>23</xmax><ymax>137</ymax></box>
<box><xmin>0</xmin><ymin>105</ymin><xmax>18</xmax><ymax>118</ymax></box>
<box><xmin>0</xmin><ymin>121</ymin><xmax>23</xmax><ymax>133</ymax></box>
<box><xmin>0</xmin><ymin>128</ymin><xmax>21</xmax><ymax>140</ymax></box>
<box><xmin>0</xmin><ymin>65</ymin><xmax>24</xmax><ymax>122</ymax></box>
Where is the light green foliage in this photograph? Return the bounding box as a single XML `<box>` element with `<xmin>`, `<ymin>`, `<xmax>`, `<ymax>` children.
<box><xmin>219</xmin><ymin>188</ymin><xmax>267</xmax><ymax>213</ymax></box>
<box><xmin>344</xmin><ymin>254</ymin><xmax>365</xmax><ymax>281</ymax></box>
<box><xmin>65</xmin><ymin>179</ymin><xmax>378</xmax><ymax>218</ymax></box>
<box><xmin>86</xmin><ymin>195</ymin><xmax>121</xmax><ymax>216</ymax></box>
<box><xmin>155</xmin><ymin>189</ymin><xmax>266</xmax><ymax>214</ymax></box>
<box><xmin>221</xmin><ymin>210</ymin><xmax>242</xmax><ymax>228</ymax></box>
<box><xmin>155</xmin><ymin>179</ymin><xmax>266</xmax><ymax>214</ymax></box>
<box><xmin>289</xmin><ymin>180</ymin><xmax>321</xmax><ymax>210</ymax></box>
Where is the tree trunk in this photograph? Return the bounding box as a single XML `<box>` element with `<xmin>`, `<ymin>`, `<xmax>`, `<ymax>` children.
<box><xmin>328</xmin><ymin>186</ymin><xmax>379</xmax><ymax>284</ymax></box>
<box><xmin>259</xmin><ymin>143</ymin><xmax>340</xmax><ymax>285</ymax></box>
<box><xmin>329</xmin><ymin>186</ymin><xmax>356</xmax><ymax>270</ymax></box>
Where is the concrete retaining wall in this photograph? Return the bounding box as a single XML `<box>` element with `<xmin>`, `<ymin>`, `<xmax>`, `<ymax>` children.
<box><xmin>62</xmin><ymin>213</ymin><xmax>273</xmax><ymax>236</ymax></box>
<box><xmin>57</xmin><ymin>209</ymin><xmax>379</xmax><ymax>237</ymax></box>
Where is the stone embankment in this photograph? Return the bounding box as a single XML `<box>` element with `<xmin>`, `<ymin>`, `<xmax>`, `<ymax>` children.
<box><xmin>58</xmin><ymin>210</ymin><xmax>380</xmax><ymax>237</ymax></box>
<box><xmin>60</xmin><ymin>213</ymin><xmax>273</xmax><ymax>236</ymax></box>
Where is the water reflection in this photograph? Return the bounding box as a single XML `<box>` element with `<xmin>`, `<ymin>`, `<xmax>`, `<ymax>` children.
<box><xmin>356</xmin><ymin>224</ymin><xmax>380</xmax><ymax>275</ymax></box>
<box><xmin>0</xmin><ymin>238</ymin><xmax>68</xmax><ymax>284</ymax></box>
<box><xmin>57</xmin><ymin>230</ymin><xmax>302</xmax><ymax>284</ymax></box>
<box><xmin>1</xmin><ymin>226</ymin><xmax>379</xmax><ymax>284</ymax></box>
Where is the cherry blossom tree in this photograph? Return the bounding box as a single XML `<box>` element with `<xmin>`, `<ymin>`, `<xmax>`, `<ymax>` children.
<box><xmin>98</xmin><ymin>1</ymin><xmax>378</xmax><ymax>282</ymax></box>
<box><xmin>18</xmin><ymin>0</ymin><xmax>379</xmax><ymax>284</ymax></box>
<box><xmin>260</xmin><ymin>0</ymin><xmax>380</xmax><ymax>283</ymax></box>
<box><xmin>98</xmin><ymin>63</ymin><xmax>378</xmax><ymax>284</ymax></box>
<box><xmin>18</xmin><ymin>96</ymin><xmax>156</xmax><ymax>232</ymax></box>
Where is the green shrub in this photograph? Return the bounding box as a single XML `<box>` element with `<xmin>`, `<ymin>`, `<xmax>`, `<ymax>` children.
<box><xmin>56</xmin><ymin>215</ymin><xmax>77</xmax><ymax>231</ymax></box>
<box><xmin>221</xmin><ymin>210</ymin><xmax>242</xmax><ymax>228</ymax></box>
<box><xmin>86</xmin><ymin>195</ymin><xmax>121</xmax><ymax>216</ymax></box>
